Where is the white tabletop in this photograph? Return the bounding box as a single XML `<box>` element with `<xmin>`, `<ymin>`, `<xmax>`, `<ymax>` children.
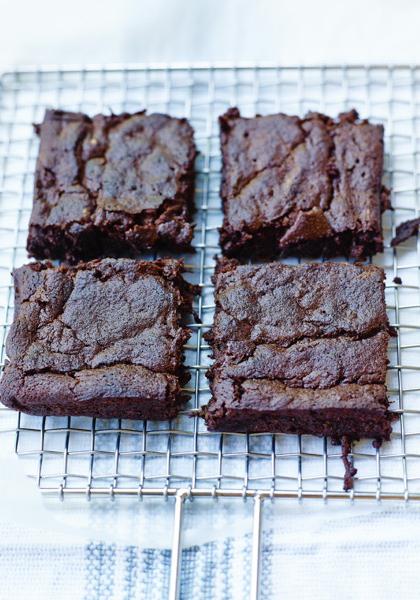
<box><xmin>1</xmin><ymin>0</ymin><xmax>420</xmax><ymax>68</ymax></box>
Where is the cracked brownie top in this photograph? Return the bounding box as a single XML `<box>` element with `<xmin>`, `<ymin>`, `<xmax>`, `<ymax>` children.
<box><xmin>219</xmin><ymin>108</ymin><xmax>389</xmax><ymax>259</ymax></box>
<box><xmin>0</xmin><ymin>258</ymin><xmax>196</xmax><ymax>419</ymax></box>
<box><xmin>8</xmin><ymin>258</ymin><xmax>192</xmax><ymax>375</ymax></box>
<box><xmin>27</xmin><ymin>110</ymin><xmax>196</xmax><ymax>262</ymax></box>
<box><xmin>206</xmin><ymin>259</ymin><xmax>391</xmax><ymax>388</ymax></box>
<box><xmin>209</xmin><ymin>259</ymin><xmax>388</xmax><ymax>350</ymax></box>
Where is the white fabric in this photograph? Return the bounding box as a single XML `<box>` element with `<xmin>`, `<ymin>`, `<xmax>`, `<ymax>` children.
<box><xmin>2</xmin><ymin>480</ymin><xmax>420</xmax><ymax>599</ymax></box>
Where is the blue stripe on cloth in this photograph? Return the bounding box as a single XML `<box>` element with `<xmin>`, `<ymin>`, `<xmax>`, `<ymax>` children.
<box><xmin>161</xmin><ymin>549</ymin><xmax>171</xmax><ymax>595</ymax></box>
<box><xmin>222</xmin><ymin>537</ymin><xmax>233</xmax><ymax>600</ymax></box>
<box><xmin>201</xmin><ymin>542</ymin><xmax>217</xmax><ymax>600</ymax></box>
<box><xmin>84</xmin><ymin>542</ymin><xmax>116</xmax><ymax>600</ymax></box>
<box><xmin>260</xmin><ymin>529</ymin><xmax>273</xmax><ymax>600</ymax></box>
<box><xmin>140</xmin><ymin>548</ymin><xmax>171</xmax><ymax>599</ymax></box>
<box><xmin>123</xmin><ymin>545</ymin><xmax>138</xmax><ymax>600</ymax></box>
<box><xmin>179</xmin><ymin>546</ymin><xmax>198</xmax><ymax>600</ymax></box>
<box><xmin>142</xmin><ymin>548</ymin><xmax>156</xmax><ymax>594</ymax></box>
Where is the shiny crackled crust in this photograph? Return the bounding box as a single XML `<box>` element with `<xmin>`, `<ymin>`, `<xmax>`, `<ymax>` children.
<box><xmin>27</xmin><ymin>110</ymin><xmax>196</xmax><ymax>262</ymax></box>
<box><xmin>202</xmin><ymin>259</ymin><xmax>394</xmax><ymax>440</ymax></box>
<box><xmin>219</xmin><ymin>108</ymin><xmax>389</xmax><ymax>259</ymax></box>
<box><xmin>0</xmin><ymin>258</ymin><xmax>196</xmax><ymax>419</ymax></box>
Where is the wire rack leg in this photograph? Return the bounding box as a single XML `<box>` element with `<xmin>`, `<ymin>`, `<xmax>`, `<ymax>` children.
<box><xmin>168</xmin><ymin>490</ymin><xmax>187</xmax><ymax>600</ymax></box>
<box><xmin>250</xmin><ymin>494</ymin><xmax>264</xmax><ymax>600</ymax></box>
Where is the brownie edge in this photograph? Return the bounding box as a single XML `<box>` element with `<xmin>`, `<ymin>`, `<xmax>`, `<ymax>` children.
<box><xmin>202</xmin><ymin>378</ymin><xmax>392</xmax><ymax>441</ymax></box>
<box><xmin>0</xmin><ymin>258</ymin><xmax>197</xmax><ymax>420</ymax></box>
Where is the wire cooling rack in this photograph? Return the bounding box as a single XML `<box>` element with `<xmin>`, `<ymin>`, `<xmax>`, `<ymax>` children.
<box><xmin>1</xmin><ymin>64</ymin><xmax>420</xmax><ymax>597</ymax></box>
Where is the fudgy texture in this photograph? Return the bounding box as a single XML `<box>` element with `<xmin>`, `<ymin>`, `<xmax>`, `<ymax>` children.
<box><xmin>203</xmin><ymin>259</ymin><xmax>394</xmax><ymax>441</ymax></box>
<box><xmin>27</xmin><ymin>110</ymin><xmax>196</xmax><ymax>262</ymax></box>
<box><xmin>219</xmin><ymin>108</ymin><xmax>389</xmax><ymax>259</ymax></box>
<box><xmin>391</xmin><ymin>217</ymin><xmax>420</xmax><ymax>247</ymax></box>
<box><xmin>0</xmin><ymin>258</ymin><xmax>195</xmax><ymax>419</ymax></box>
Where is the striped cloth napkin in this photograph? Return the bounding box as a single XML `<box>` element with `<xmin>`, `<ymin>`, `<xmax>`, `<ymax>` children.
<box><xmin>1</xmin><ymin>461</ymin><xmax>420</xmax><ymax>600</ymax></box>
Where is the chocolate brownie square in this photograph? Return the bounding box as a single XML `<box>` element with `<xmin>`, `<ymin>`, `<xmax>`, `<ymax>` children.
<box><xmin>0</xmin><ymin>258</ymin><xmax>195</xmax><ymax>420</ymax></box>
<box><xmin>27</xmin><ymin>110</ymin><xmax>196</xmax><ymax>262</ymax></box>
<box><xmin>219</xmin><ymin>108</ymin><xmax>389</xmax><ymax>259</ymax></box>
<box><xmin>203</xmin><ymin>259</ymin><xmax>394</xmax><ymax>442</ymax></box>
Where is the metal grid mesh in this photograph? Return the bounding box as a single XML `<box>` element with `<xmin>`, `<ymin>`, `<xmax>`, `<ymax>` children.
<box><xmin>1</xmin><ymin>65</ymin><xmax>420</xmax><ymax>500</ymax></box>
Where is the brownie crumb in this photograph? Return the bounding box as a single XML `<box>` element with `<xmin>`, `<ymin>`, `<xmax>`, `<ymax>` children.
<box><xmin>393</xmin><ymin>276</ymin><xmax>402</xmax><ymax>285</ymax></box>
<box><xmin>341</xmin><ymin>437</ymin><xmax>357</xmax><ymax>491</ymax></box>
<box><xmin>391</xmin><ymin>217</ymin><xmax>420</xmax><ymax>247</ymax></box>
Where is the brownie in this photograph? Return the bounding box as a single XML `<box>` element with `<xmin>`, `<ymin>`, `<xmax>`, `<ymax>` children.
<box><xmin>391</xmin><ymin>217</ymin><xmax>420</xmax><ymax>247</ymax></box>
<box><xmin>219</xmin><ymin>108</ymin><xmax>389</xmax><ymax>259</ymax></box>
<box><xmin>0</xmin><ymin>258</ymin><xmax>196</xmax><ymax>420</ymax></box>
<box><xmin>202</xmin><ymin>259</ymin><xmax>394</xmax><ymax>442</ymax></box>
<box><xmin>27</xmin><ymin>110</ymin><xmax>196</xmax><ymax>263</ymax></box>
